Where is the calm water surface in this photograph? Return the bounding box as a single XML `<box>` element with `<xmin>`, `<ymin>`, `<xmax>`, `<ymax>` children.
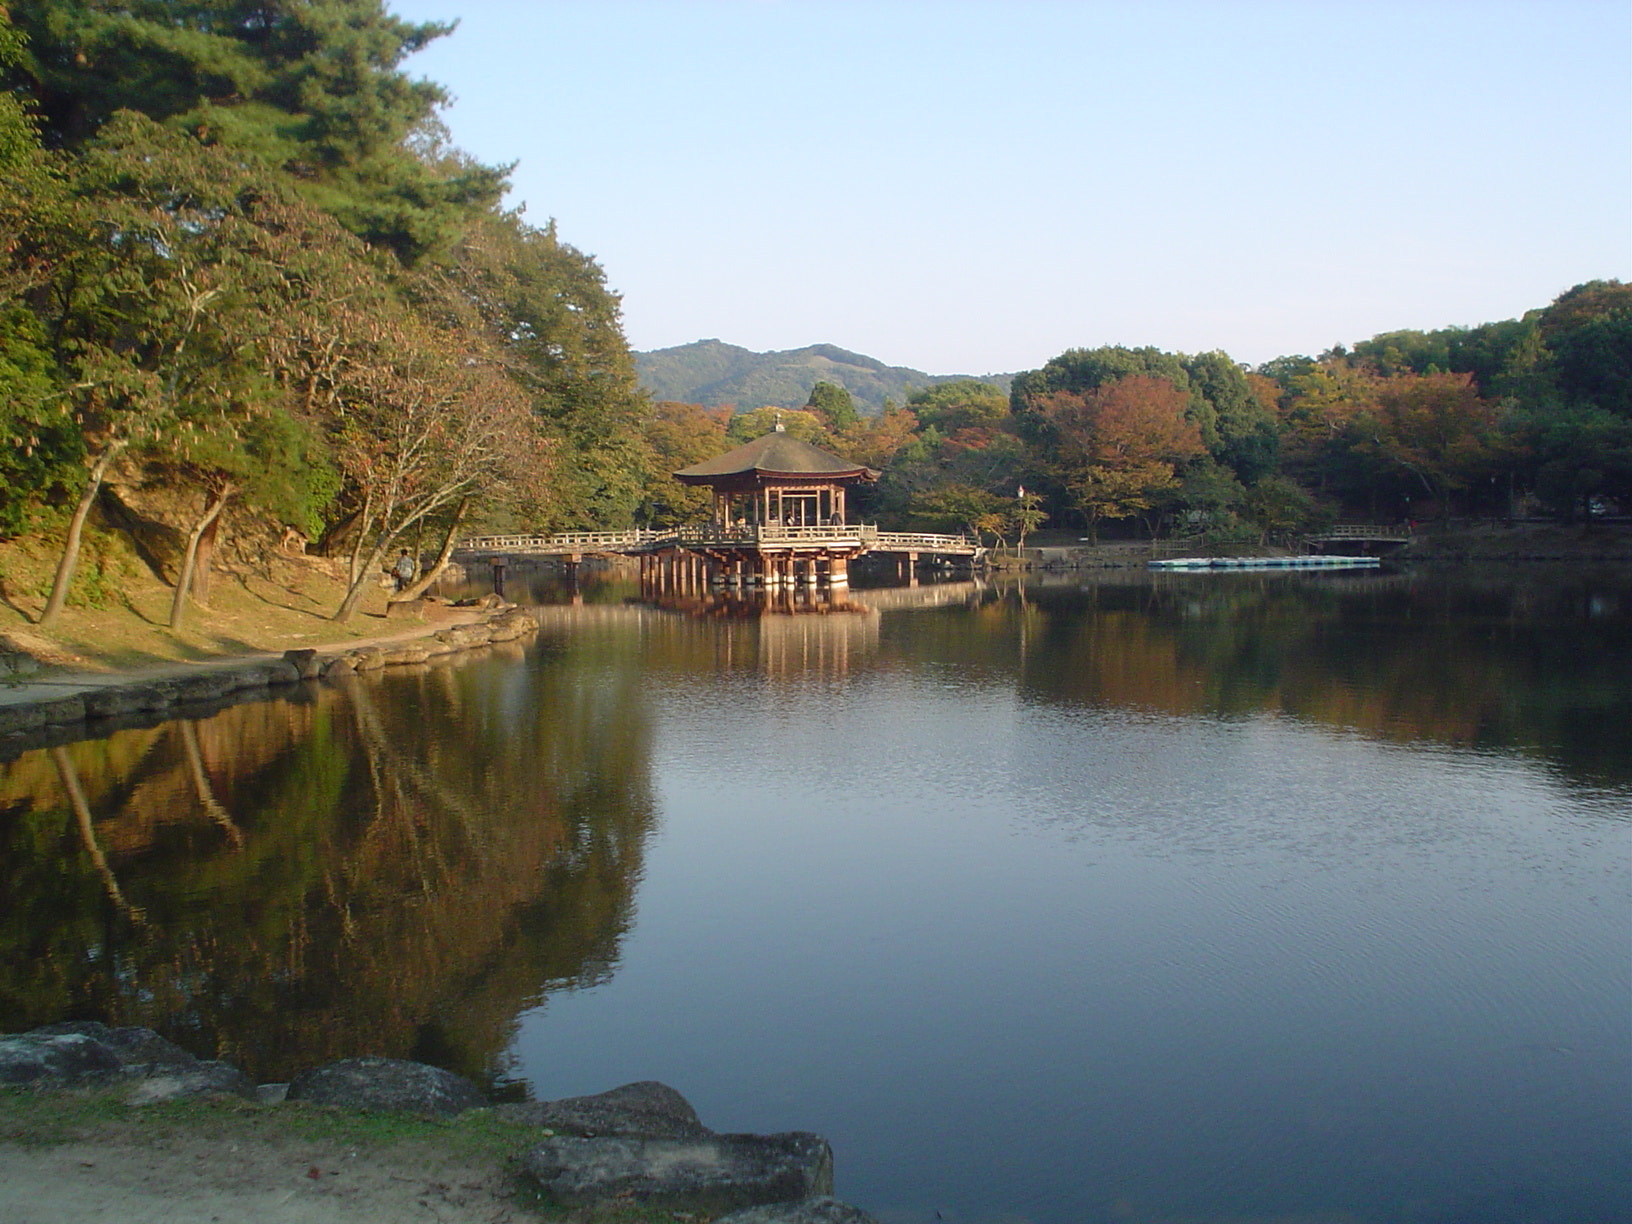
<box><xmin>3</xmin><ymin>568</ymin><xmax>1629</xmax><ymax>1224</ymax></box>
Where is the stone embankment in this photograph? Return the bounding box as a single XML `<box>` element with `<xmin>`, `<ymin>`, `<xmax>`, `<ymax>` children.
<box><xmin>0</xmin><ymin>602</ymin><xmax>540</xmax><ymax>754</ymax></box>
<box><xmin>0</xmin><ymin>1023</ymin><xmax>876</xmax><ymax>1222</ymax></box>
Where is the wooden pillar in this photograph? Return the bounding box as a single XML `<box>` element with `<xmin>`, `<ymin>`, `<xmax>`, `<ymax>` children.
<box><xmin>830</xmin><ymin>555</ymin><xmax>848</xmax><ymax>586</ymax></box>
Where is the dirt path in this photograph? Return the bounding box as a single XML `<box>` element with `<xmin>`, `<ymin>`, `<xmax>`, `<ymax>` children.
<box><xmin>0</xmin><ymin>1133</ymin><xmax>531</xmax><ymax>1223</ymax></box>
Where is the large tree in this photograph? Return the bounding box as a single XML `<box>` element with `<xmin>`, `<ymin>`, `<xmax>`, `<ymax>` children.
<box><xmin>19</xmin><ymin>114</ymin><xmax>346</xmax><ymax>624</ymax></box>
<box><xmin>437</xmin><ymin>210</ymin><xmax>650</xmax><ymax>530</ymax></box>
<box><xmin>1030</xmin><ymin>375</ymin><xmax>1205</xmax><ymax>539</ymax></box>
<box><xmin>9</xmin><ymin>0</ymin><xmax>507</xmax><ymax>262</ymax></box>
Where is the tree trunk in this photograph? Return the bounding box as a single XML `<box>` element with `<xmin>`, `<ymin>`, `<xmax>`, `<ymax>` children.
<box><xmin>193</xmin><ymin>513</ymin><xmax>220</xmax><ymax>605</ymax></box>
<box><xmin>38</xmin><ymin>443</ymin><xmax>126</xmax><ymax>628</ymax></box>
<box><xmin>333</xmin><ymin>536</ymin><xmax>391</xmax><ymax>623</ymax></box>
<box><xmin>390</xmin><ymin>496</ymin><xmax>468</xmax><ymax>604</ymax></box>
<box><xmin>347</xmin><ymin>489</ymin><xmax>374</xmax><ymax>588</ymax></box>
<box><xmin>169</xmin><ymin>482</ymin><xmax>234</xmax><ymax>631</ymax></box>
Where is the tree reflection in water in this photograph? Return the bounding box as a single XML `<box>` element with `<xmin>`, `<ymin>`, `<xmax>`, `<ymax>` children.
<box><xmin>0</xmin><ymin>643</ymin><xmax>656</xmax><ymax>1091</ymax></box>
<box><xmin>1</xmin><ymin>565</ymin><xmax>1626</xmax><ymax>1108</ymax></box>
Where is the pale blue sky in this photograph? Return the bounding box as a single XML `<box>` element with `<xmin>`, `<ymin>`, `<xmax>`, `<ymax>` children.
<box><xmin>389</xmin><ymin>0</ymin><xmax>1631</xmax><ymax>374</ymax></box>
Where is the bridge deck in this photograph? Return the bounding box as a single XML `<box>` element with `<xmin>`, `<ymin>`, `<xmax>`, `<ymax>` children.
<box><xmin>459</xmin><ymin>525</ymin><xmax>980</xmax><ymax>557</ymax></box>
<box><xmin>1305</xmin><ymin>524</ymin><xmax>1412</xmax><ymax>544</ymax></box>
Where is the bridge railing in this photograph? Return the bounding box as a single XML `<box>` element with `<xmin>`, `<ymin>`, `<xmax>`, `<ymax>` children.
<box><xmin>872</xmin><ymin>531</ymin><xmax>977</xmax><ymax>553</ymax></box>
<box><xmin>460</xmin><ymin>529</ymin><xmax>665</xmax><ymax>553</ymax></box>
<box><xmin>460</xmin><ymin>525</ymin><xmax>980</xmax><ymax>555</ymax></box>
<box><xmin>1307</xmin><ymin>524</ymin><xmax>1411</xmax><ymax>541</ymax></box>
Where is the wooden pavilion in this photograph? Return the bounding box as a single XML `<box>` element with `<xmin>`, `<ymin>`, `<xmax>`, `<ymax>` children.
<box><xmin>646</xmin><ymin>424</ymin><xmax>881</xmax><ymax>590</ymax></box>
<box><xmin>672</xmin><ymin>424</ymin><xmax>880</xmax><ymax>531</ymax></box>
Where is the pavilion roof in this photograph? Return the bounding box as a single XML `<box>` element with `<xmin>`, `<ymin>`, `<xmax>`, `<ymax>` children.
<box><xmin>673</xmin><ymin>430</ymin><xmax>880</xmax><ymax>484</ymax></box>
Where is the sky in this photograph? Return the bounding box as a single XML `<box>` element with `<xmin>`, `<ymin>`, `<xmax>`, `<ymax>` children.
<box><xmin>388</xmin><ymin>0</ymin><xmax>1631</xmax><ymax>375</ymax></box>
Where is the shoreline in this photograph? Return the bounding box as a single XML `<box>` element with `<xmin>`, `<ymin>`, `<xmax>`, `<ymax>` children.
<box><xmin>0</xmin><ymin>601</ymin><xmax>540</xmax><ymax>758</ymax></box>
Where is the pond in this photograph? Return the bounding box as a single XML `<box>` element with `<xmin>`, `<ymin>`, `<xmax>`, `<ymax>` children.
<box><xmin>1</xmin><ymin>566</ymin><xmax>1628</xmax><ymax>1224</ymax></box>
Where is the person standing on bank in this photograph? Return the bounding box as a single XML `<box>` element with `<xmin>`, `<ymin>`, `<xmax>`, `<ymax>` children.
<box><xmin>393</xmin><ymin>549</ymin><xmax>415</xmax><ymax>592</ymax></box>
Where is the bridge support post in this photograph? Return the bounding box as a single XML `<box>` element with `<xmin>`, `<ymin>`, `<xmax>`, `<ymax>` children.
<box><xmin>829</xmin><ymin>556</ymin><xmax>848</xmax><ymax>587</ymax></box>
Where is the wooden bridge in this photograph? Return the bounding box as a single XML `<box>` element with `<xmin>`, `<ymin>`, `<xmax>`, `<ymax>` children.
<box><xmin>1304</xmin><ymin>523</ymin><xmax>1413</xmax><ymax>551</ymax></box>
<box><xmin>456</xmin><ymin>524</ymin><xmax>981</xmax><ymax>591</ymax></box>
<box><xmin>457</xmin><ymin>525</ymin><xmax>978</xmax><ymax>557</ymax></box>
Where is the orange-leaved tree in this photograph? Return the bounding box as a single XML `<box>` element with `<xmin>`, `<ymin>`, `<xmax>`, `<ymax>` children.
<box><xmin>1032</xmin><ymin>374</ymin><xmax>1205</xmax><ymax>539</ymax></box>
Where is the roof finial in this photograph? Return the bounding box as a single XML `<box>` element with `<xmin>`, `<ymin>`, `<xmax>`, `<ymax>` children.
<box><xmin>773</xmin><ymin>411</ymin><xmax>785</xmax><ymax>433</ymax></box>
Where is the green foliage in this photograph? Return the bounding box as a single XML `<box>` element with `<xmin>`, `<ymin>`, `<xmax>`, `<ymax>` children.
<box><xmin>726</xmin><ymin>405</ymin><xmax>830</xmax><ymax>446</ymax></box>
<box><xmin>10</xmin><ymin>0</ymin><xmax>507</xmax><ymax>263</ymax></box>
<box><xmin>806</xmin><ymin>379</ymin><xmax>858</xmax><ymax>430</ymax></box>
<box><xmin>909</xmin><ymin>482</ymin><xmax>1005</xmax><ymax>538</ymax></box>
<box><xmin>1508</xmin><ymin>402</ymin><xmax>1632</xmax><ymax>521</ymax></box>
<box><xmin>441</xmin><ymin>210</ymin><xmax>649</xmax><ymax>529</ymax></box>
<box><xmin>1183</xmin><ymin>351</ymin><xmax>1279</xmax><ymax>483</ymax></box>
<box><xmin>0</xmin><ymin>308</ymin><xmax>78</xmax><ymax>536</ymax></box>
<box><xmin>906</xmin><ymin>378</ymin><xmax>1011</xmax><ymax>433</ymax></box>
<box><xmin>1540</xmin><ymin>281</ymin><xmax>1632</xmax><ymax>417</ymax></box>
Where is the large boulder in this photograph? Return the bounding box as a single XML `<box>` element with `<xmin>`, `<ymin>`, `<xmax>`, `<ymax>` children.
<box><xmin>0</xmin><ymin>1022</ymin><xmax>254</xmax><ymax>1101</ymax></box>
<box><xmin>125</xmin><ymin>1060</ymin><xmax>257</xmax><ymax>1104</ymax></box>
<box><xmin>496</xmin><ymin>1080</ymin><xmax>710</xmax><ymax>1139</ymax></box>
<box><xmin>83</xmin><ymin>681</ymin><xmax>176</xmax><ymax>719</ymax></box>
<box><xmin>285</xmin><ymin>1057</ymin><xmax>486</xmax><ymax>1118</ymax></box>
<box><xmin>0</xmin><ymin>1030</ymin><xmax>122</xmax><ymax>1086</ymax></box>
<box><xmin>521</xmin><ymin>1131</ymin><xmax>833</xmax><ymax>1214</ymax></box>
<box><xmin>434</xmin><ymin>624</ymin><xmax>493</xmax><ymax>651</ymax></box>
<box><xmin>716</xmin><ymin>1198</ymin><xmax>881</xmax><ymax>1224</ymax></box>
<box><xmin>0</xmin><ymin>696</ymin><xmax>84</xmax><ymax>735</ymax></box>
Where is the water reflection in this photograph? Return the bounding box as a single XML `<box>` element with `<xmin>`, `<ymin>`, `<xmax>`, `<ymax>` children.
<box><xmin>0</xmin><ymin>567</ymin><xmax>1627</xmax><ymax>1224</ymax></box>
<box><xmin>0</xmin><ymin>645</ymin><xmax>656</xmax><ymax>1088</ymax></box>
<box><xmin>875</xmin><ymin>568</ymin><xmax>1632</xmax><ymax>787</ymax></box>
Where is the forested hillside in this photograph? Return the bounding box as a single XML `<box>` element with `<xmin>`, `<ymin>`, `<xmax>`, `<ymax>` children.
<box><xmin>0</xmin><ymin>0</ymin><xmax>651</xmax><ymax>626</ymax></box>
<box><xmin>636</xmin><ymin>339</ymin><xmax>1011</xmax><ymax>416</ymax></box>
<box><xmin>640</xmin><ymin>283</ymin><xmax>1632</xmax><ymax>546</ymax></box>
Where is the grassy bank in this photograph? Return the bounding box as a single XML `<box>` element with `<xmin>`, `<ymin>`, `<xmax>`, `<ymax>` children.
<box><xmin>0</xmin><ymin>1085</ymin><xmax>692</xmax><ymax>1223</ymax></box>
<box><xmin>0</xmin><ymin>523</ymin><xmax>410</xmax><ymax>675</ymax></box>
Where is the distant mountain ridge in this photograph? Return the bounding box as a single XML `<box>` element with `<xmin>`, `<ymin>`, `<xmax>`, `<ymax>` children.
<box><xmin>635</xmin><ymin>339</ymin><xmax>1012</xmax><ymax>416</ymax></box>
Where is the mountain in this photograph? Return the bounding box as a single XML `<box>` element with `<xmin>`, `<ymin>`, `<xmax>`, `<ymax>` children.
<box><xmin>635</xmin><ymin>339</ymin><xmax>1012</xmax><ymax>416</ymax></box>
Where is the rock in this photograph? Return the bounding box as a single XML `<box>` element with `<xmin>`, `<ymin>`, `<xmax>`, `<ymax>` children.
<box><xmin>169</xmin><ymin>671</ymin><xmax>240</xmax><ymax>704</ymax></box>
<box><xmin>715</xmin><ymin>1197</ymin><xmax>881</xmax><ymax>1224</ymax></box>
<box><xmin>0</xmin><ymin>703</ymin><xmax>47</xmax><ymax>735</ymax></box>
<box><xmin>283</xmin><ymin>649</ymin><xmax>321</xmax><ymax>680</ymax></box>
<box><xmin>285</xmin><ymin>1057</ymin><xmax>486</xmax><ymax>1118</ymax></box>
<box><xmin>380</xmin><ymin>645</ymin><xmax>430</xmax><ymax>666</ymax></box>
<box><xmin>218</xmin><ymin>664</ymin><xmax>271</xmax><ymax>692</ymax></box>
<box><xmin>349</xmin><ymin>648</ymin><xmax>385</xmax><ymax>672</ymax></box>
<box><xmin>83</xmin><ymin>681</ymin><xmax>176</xmax><ymax>719</ymax></box>
<box><xmin>486</xmin><ymin>610</ymin><xmax>538</xmax><ymax>642</ymax></box>
<box><xmin>434</xmin><ymin>624</ymin><xmax>493</xmax><ymax>650</ymax></box>
<box><xmin>322</xmin><ymin>655</ymin><xmax>358</xmax><ymax>675</ymax></box>
<box><xmin>18</xmin><ymin>1022</ymin><xmax>251</xmax><ymax>1103</ymax></box>
<box><xmin>257</xmin><ymin>1082</ymin><xmax>290</xmax><ymax>1104</ymax></box>
<box><xmin>260</xmin><ymin>659</ymin><xmax>301</xmax><ymax>686</ymax></box>
<box><xmin>97</xmin><ymin>1025</ymin><xmax>196</xmax><ymax>1070</ymax></box>
<box><xmin>0</xmin><ymin>1030</ymin><xmax>122</xmax><ymax>1086</ymax></box>
<box><xmin>521</xmin><ymin>1131</ymin><xmax>833</xmax><ymax>1214</ymax></box>
<box><xmin>496</xmin><ymin>1080</ymin><xmax>711</xmax><ymax>1139</ymax></box>
<box><xmin>125</xmin><ymin>1060</ymin><xmax>258</xmax><ymax>1105</ymax></box>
